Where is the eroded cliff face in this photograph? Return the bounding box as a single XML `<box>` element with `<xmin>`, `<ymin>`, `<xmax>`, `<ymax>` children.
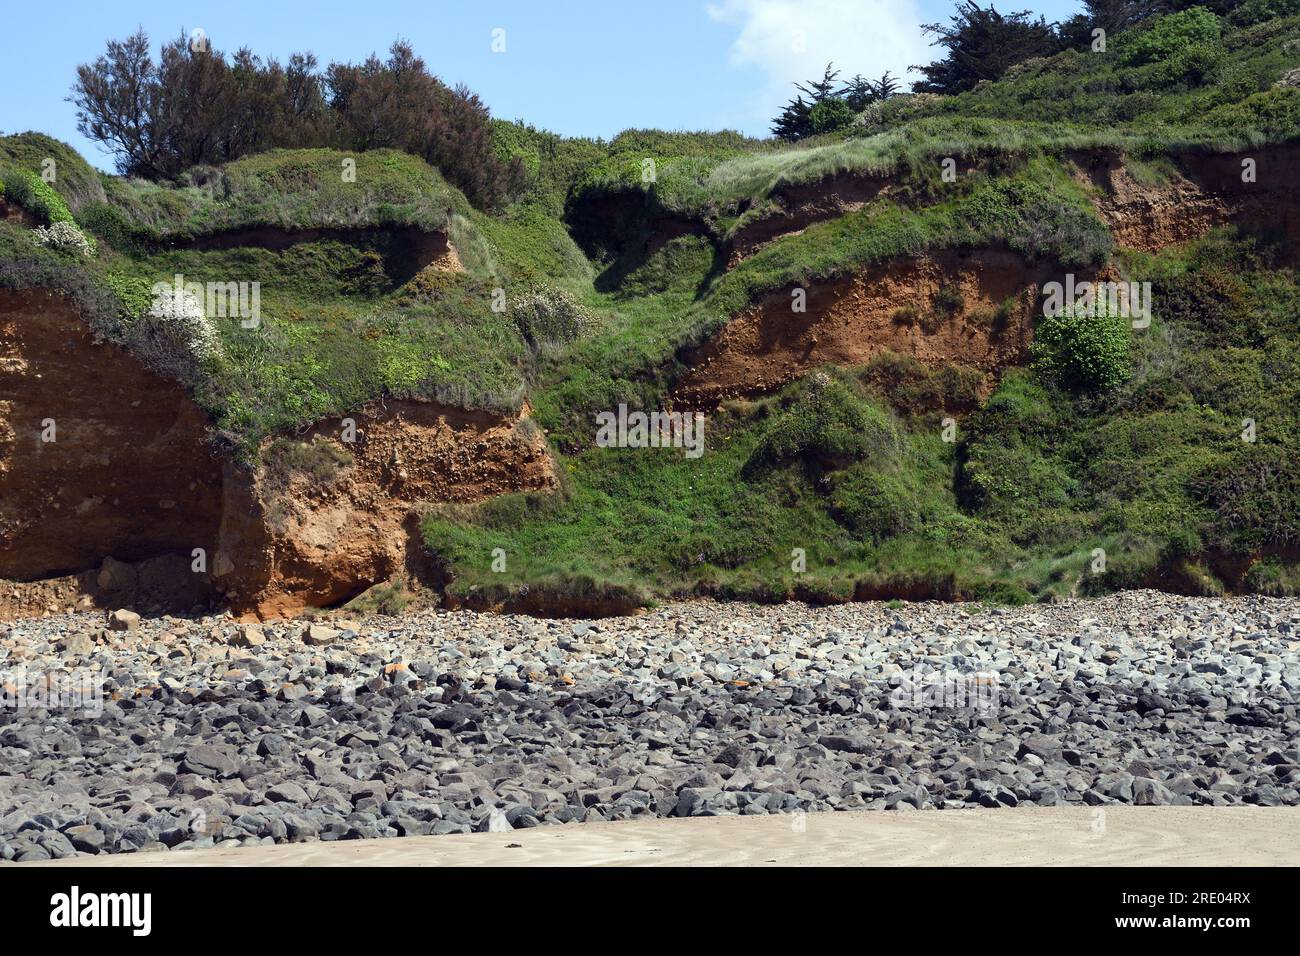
<box><xmin>0</xmin><ymin>289</ymin><xmax>555</xmax><ymax>620</ymax></box>
<box><xmin>675</xmin><ymin>147</ymin><xmax>1300</xmax><ymax>408</ymax></box>
<box><xmin>214</xmin><ymin>401</ymin><xmax>556</xmax><ymax>620</ymax></box>
<box><xmin>3</xmin><ymin>147</ymin><xmax>1296</xmax><ymax>618</ymax></box>
<box><xmin>675</xmin><ymin>249</ymin><xmax>1062</xmax><ymax>407</ymax></box>
<box><xmin>1073</xmin><ymin>145</ymin><xmax>1300</xmax><ymax>255</ymax></box>
<box><xmin>0</xmin><ymin>288</ymin><xmax>225</xmax><ymax>586</ymax></box>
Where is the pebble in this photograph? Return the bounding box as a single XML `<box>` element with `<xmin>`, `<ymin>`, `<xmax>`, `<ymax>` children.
<box><xmin>1</xmin><ymin>590</ymin><xmax>1297</xmax><ymax>860</ymax></box>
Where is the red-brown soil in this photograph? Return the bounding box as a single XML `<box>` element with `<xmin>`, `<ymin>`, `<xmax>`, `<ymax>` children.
<box><xmin>675</xmin><ymin>248</ymin><xmax>1065</xmax><ymax>407</ymax></box>
<box><xmin>0</xmin><ymin>289</ymin><xmax>555</xmax><ymax>620</ymax></box>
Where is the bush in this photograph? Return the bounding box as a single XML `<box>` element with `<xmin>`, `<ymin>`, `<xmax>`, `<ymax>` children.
<box><xmin>104</xmin><ymin>273</ymin><xmax>155</xmax><ymax>319</ymax></box>
<box><xmin>1192</xmin><ymin>444</ymin><xmax>1300</xmax><ymax>552</ymax></box>
<box><xmin>1228</xmin><ymin>0</ymin><xmax>1300</xmax><ymax>27</ymax></box>
<box><xmin>1033</xmin><ymin>306</ymin><xmax>1131</xmax><ymax>391</ymax></box>
<box><xmin>71</xmin><ymin>32</ymin><xmax>518</xmax><ymax>209</ymax></box>
<box><xmin>77</xmin><ymin>200</ymin><xmax>154</xmax><ymax>252</ymax></box>
<box><xmin>1121</xmin><ymin>8</ymin><xmax>1223</xmax><ymax>68</ymax></box>
<box><xmin>808</xmin><ymin>98</ymin><xmax>856</xmax><ymax>135</ymax></box>
<box><xmin>126</xmin><ymin>283</ymin><xmax>224</xmax><ymax>385</ymax></box>
<box><xmin>1159</xmin><ymin>262</ymin><xmax>1262</xmax><ymax>348</ymax></box>
<box><xmin>828</xmin><ymin>464</ymin><xmax>923</xmax><ymax>540</ymax></box>
<box><xmin>0</xmin><ymin>167</ymin><xmax>76</xmax><ymax>224</ymax></box>
<box><xmin>510</xmin><ymin>286</ymin><xmax>597</xmax><ymax>349</ymax></box>
<box><xmin>747</xmin><ymin>372</ymin><xmax>902</xmax><ymax>471</ymax></box>
<box><xmin>1009</xmin><ymin>196</ymin><xmax>1113</xmax><ymax>267</ymax></box>
<box><xmin>32</xmin><ymin>221</ymin><xmax>96</xmax><ymax>257</ymax></box>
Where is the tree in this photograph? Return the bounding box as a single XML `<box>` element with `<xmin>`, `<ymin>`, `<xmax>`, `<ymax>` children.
<box><xmin>70</xmin><ymin>30</ymin><xmax>165</xmax><ymax>178</ymax></box>
<box><xmin>808</xmin><ymin>97</ymin><xmax>856</xmax><ymax>135</ymax></box>
<box><xmin>771</xmin><ymin>94</ymin><xmax>813</xmax><ymax>141</ymax></box>
<box><xmin>911</xmin><ymin>2</ymin><xmax>1061</xmax><ymax>94</ymax></box>
<box><xmin>797</xmin><ymin>63</ymin><xmax>842</xmax><ymax>103</ymax></box>
<box><xmin>70</xmin><ymin>31</ymin><xmax>519</xmax><ymax>208</ymax></box>
<box><xmin>771</xmin><ymin>63</ymin><xmax>844</xmax><ymax>141</ymax></box>
<box><xmin>1058</xmin><ymin>1</ymin><xmax>1167</xmax><ymax>49</ymax></box>
<box><xmin>843</xmin><ymin>71</ymin><xmax>902</xmax><ymax>110</ymax></box>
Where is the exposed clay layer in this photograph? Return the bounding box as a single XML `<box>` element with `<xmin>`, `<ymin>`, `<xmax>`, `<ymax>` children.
<box><xmin>675</xmin><ymin>248</ymin><xmax>1062</xmax><ymax>408</ymax></box>
<box><xmin>214</xmin><ymin>400</ymin><xmax>558</xmax><ymax>620</ymax></box>
<box><xmin>0</xmin><ymin>289</ymin><xmax>225</xmax><ymax>583</ymax></box>
<box><xmin>728</xmin><ymin>168</ymin><xmax>890</xmax><ymax>264</ymax></box>
<box><xmin>0</xmin><ymin>199</ymin><xmax>37</xmax><ymax>227</ymax></box>
<box><xmin>727</xmin><ymin>146</ymin><xmax>1300</xmax><ymax>267</ymax></box>
<box><xmin>1074</xmin><ymin>145</ymin><xmax>1300</xmax><ymax>254</ymax></box>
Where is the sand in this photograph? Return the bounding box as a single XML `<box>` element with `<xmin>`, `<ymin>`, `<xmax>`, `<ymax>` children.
<box><xmin>18</xmin><ymin>806</ymin><xmax>1300</xmax><ymax>867</ymax></box>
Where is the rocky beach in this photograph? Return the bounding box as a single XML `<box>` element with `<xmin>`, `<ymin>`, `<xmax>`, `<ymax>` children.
<box><xmin>2</xmin><ymin>590</ymin><xmax>1298</xmax><ymax>862</ymax></box>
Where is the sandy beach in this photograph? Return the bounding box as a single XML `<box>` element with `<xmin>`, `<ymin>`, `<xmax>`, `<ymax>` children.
<box><xmin>18</xmin><ymin>805</ymin><xmax>1300</xmax><ymax>867</ymax></box>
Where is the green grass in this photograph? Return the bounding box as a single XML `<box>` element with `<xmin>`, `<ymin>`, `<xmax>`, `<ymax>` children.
<box><xmin>428</xmin><ymin>228</ymin><xmax>1300</xmax><ymax>604</ymax></box>
<box><xmin>563</xmin><ymin>11</ymin><xmax>1300</xmax><ymax>233</ymax></box>
<box><xmin>533</xmin><ymin>153</ymin><xmax>1109</xmax><ymax>448</ymax></box>
<box><xmin>88</xmin><ymin>148</ymin><xmax>469</xmax><ymax>242</ymax></box>
<box><xmin>0</xmin><ymin>132</ymin><xmax>106</xmax><ymax>215</ymax></box>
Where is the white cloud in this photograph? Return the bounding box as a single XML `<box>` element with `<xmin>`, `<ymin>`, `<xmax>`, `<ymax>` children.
<box><xmin>707</xmin><ymin>0</ymin><xmax>930</xmax><ymax>131</ymax></box>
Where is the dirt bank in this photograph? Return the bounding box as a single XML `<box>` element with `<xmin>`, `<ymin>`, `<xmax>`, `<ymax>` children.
<box><xmin>215</xmin><ymin>401</ymin><xmax>557</xmax><ymax>620</ymax></box>
<box><xmin>0</xmin><ymin>289</ymin><xmax>555</xmax><ymax>620</ymax></box>
<box><xmin>675</xmin><ymin>248</ymin><xmax>1062</xmax><ymax>407</ymax></box>
<box><xmin>1074</xmin><ymin>144</ymin><xmax>1300</xmax><ymax>255</ymax></box>
<box><xmin>0</xmin><ymin>288</ymin><xmax>225</xmax><ymax>587</ymax></box>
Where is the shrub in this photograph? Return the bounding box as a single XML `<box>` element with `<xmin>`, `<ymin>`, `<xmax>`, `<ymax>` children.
<box><xmin>78</xmin><ymin>200</ymin><xmax>153</xmax><ymax>252</ymax></box>
<box><xmin>126</xmin><ymin>283</ymin><xmax>224</xmax><ymax>384</ymax></box>
<box><xmin>1121</xmin><ymin>8</ymin><xmax>1223</xmax><ymax>68</ymax></box>
<box><xmin>1009</xmin><ymin>196</ymin><xmax>1113</xmax><ymax>267</ymax></box>
<box><xmin>32</xmin><ymin>221</ymin><xmax>96</xmax><ymax>257</ymax></box>
<box><xmin>1243</xmin><ymin>558</ymin><xmax>1300</xmax><ymax>596</ymax></box>
<box><xmin>0</xmin><ymin>167</ymin><xmax>75</xmax><ymax>224</ymax></box>
<box><xmin>828</xmin><ymin>464</ymin><xmax>922</xmax><ymax>540</ymax></box>
<box><xmin>747</xmin><ymin>372</ymin><xmax>902</xmax><ymax>471</ymax></box>
<box><xmin>1228</xmin><ymin>0</ymin><xmax>1300</xmax><ymax>27</ymax></box>
<box><xmin>72</xmin><ymin>32</ymin><xmax>517</xmax><ymax>209</ymax></box>
<box><xmin>957</xmin><ymin>371</ymin><xmax>1080</xmax><ymax>541</ymax></box>
<box><xmin>1033</xmin><ymin>306</ymin><xmax>1131</xmax><ymax>391</ymax></box>
<box><xmin>1158</xmin><ymin>253</ymin><xmax>1264</xmax><ymax>349</ymax></box>
<box><xmin>808</xmin><ymin>98</ymin><xmax>856</xmax><ymax>136</ymax></box>
<box><xmin>1192</xmin><ymin>444</ymin><xmax>1300</xmax><ymax>552</ymax></box>
<box><xmin>104</xmin><ymin>273</ymin><xmax>156</xmax><ymax>320</ymax></box>
<box><xmin>511</xmin><ymin>286</ymin><xmax>597</xmax><ymax>349</ymax></box>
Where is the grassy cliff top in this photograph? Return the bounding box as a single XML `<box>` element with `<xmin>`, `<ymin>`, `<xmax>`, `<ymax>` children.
<box><xmin>567</xmin><ymin>11</ymin><xmax>1300</xmax><ymax>228</ymax></box>
<box><xmin>91</xmin><ymin>148</ymin><xmax>469</xmax><ymax>244</ymax></box>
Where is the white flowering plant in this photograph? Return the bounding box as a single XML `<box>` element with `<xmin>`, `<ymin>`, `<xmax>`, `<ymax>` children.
<box><xmin>146</xmin><ymin>286</ymin><xmax>224</xmax><ymax>363</ymax></box>
<box><xmin>32</xmin><ymin>221</ymin><xmax>97</xmax><ymax>258</ymax></box>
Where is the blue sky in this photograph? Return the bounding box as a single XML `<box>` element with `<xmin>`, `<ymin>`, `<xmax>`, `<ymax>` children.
<box><xmin>1</xmin><ymin>0</ymin><xmax>1084</xmax><ymax>171</ymax></box>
